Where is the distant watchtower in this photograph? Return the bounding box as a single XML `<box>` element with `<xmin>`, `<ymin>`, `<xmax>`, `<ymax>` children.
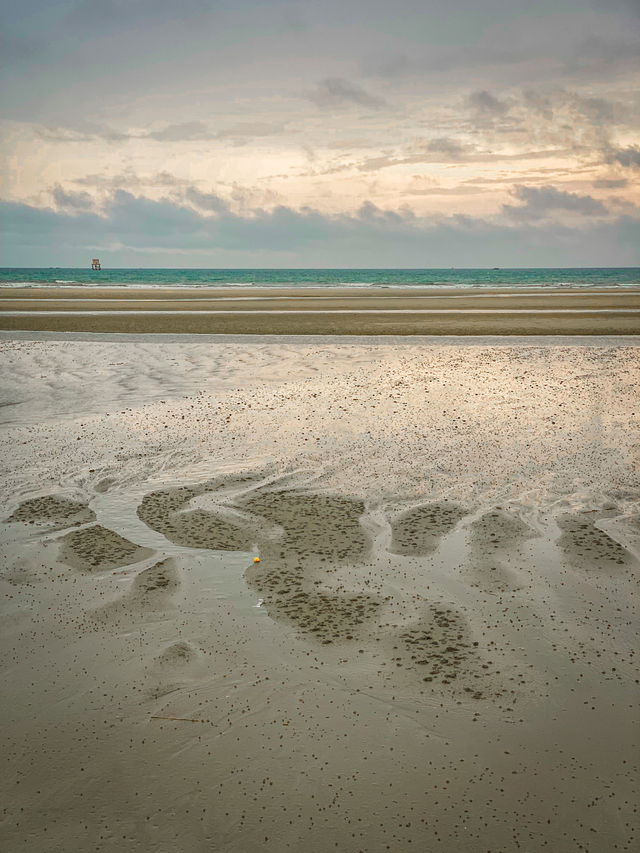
<box><xmin>91</xmin><ymin>258</ymin><xmax>101</xmax><ymax>270</ymax></box>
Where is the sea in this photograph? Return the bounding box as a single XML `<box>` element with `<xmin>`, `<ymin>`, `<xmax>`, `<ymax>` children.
<box><xmin>0</xmin><ymin>267</ymin><xmax>638</xmax><ymax>290</ymax></box>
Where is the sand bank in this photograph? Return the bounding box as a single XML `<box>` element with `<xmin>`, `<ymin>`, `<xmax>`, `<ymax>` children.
<box><xmin>0</xmin><ymin>335</ymin><xmax>638</xmax><ymax>852</ymax></box>
<box><xmin>1</xmin><ymin>285</ymin><xmax>639</xmax><ymax>334</ymax></box>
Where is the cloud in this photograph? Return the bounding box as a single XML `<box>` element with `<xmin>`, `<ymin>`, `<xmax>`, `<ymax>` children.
<box><xmin>1</xmin><ymin>191</ymin><xmax>638</xmax><ymax>267</ymax></box>
<box><xmin>608</xmin><ymin>146</ymin><xmax>640</xmax><ymax>168</ymax></box>
<box><xmin>571</xmin><ymin>95</ymin><xmax>617</xmax><ymax>124</ymax></box>
<box><xmin>51</xmin><ymin>184</ymin><xmax>95</xmax><ymax>211</ymax></box>
<box><xmin>31</xmin><ymin>119</ymin><xmax>289</xmax><ymax>146</ymax></box>
<box><xmin>360</xmin><ymin>5</ymin><xmax>639</xmax><ymax>85</ymax></box>
<box><xmin>34</xmin><ymin>121</ymin><xmax>208</xmax><ymax>144</ymax></box>
<box><xmin>144</xmin><ymin>121</ymin><xmax>211</xmax><ymax>142</ymax></box>
<box><xmin>214</xmin><ymin>121</ymin><xmax>288</xmax><ymax>146</ymax></box>
<box><xmin>504</xmin><ymin>185</ymin><xmax>609</xmax><ymax>219</ymax></box>
<box><xmin>183</xmin><ymin>187</ymin><xmax>230</xmax><ymax>214</ymax></box>
<box><xmin>305</xmin><ymin>77</ymin><xmax>388</xmax><ymax>110</ymax></box>
<box><xmin>73</xmin><ymin>171</ymin><xmax>192</xmax><ymax>189</ymax></box>
<box><xmin>34</xmin><ymin>123</ymin><xmax>129</xmax><ymax>143</ymax></box>
<box><xmin>593</xmin><ymin>177</ymin><xmax>628</xmax><ymax>188</ymax></box>
<box><xmin>65</xmin><ymin>0</ymin><xmax>214</xmax><ymax>32</ymax></box>
<box><xmin>425</xmin><ymin>137</ymin><xmax>469</xmax><ymax>159</ymax></box>
<box><xmin>562</xmin><ymin>32</ymin><xmax>640</xmax><ymax>77</ymax></box>
<box><xmin>325</xmin><ymin>138</ymin><xmax>475</xmax><ymax>175</ymax></box>
<box><xmin>403</xmin><ymin>183</ymin><xmax>485</xmax><ymax>197</ymax></box>
<box><xmin>468</xmin><ymin>90</ymin><xmax>511</xmax><ymax>117</ymax></box>
<box><xmin>521</xmin><ymin>89</ymin><xmax>555</xmax><ymax>121</ymax></box>
<box><xmin>332</xmin><ymin>141</ymin><xmax>562</xmax><ymax>176</ymax></box>
<box><xmin>462</xmin><ymin>86</ymin><xmax>638</xmax><ymax>168</ymax></box>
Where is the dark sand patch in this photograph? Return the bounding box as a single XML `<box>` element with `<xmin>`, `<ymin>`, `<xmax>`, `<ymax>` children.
<box><xmin>392</xmin><ymin>604</ymin><xmax>516</xmax><ymax>702</ymax></box>
<box><xmin>154</xmin><ymin>640</ymin><xmax>197</xmax><ymax>667</ymax></box>
<box><xmin>463</xmin><ymin>509</ymin><xmax>535</xmax><ymax>593</ymax></box>
<box><xmin>241</xmin><ymin>491</ymin><xmax>380</xmax><ymax>642</ymax></box>
<box><xmin>137</xmin><ymin>482</ymin><xmax>255</xmax><ymax>551</ymax></box>
<box><xmin>390</xmin><ymin>502</ymin><xmax>467</xmax><ymax>556</ymax></box>
<box><xmin>557</xmin><ymin>513</ymin><xmax>636</xmax><ymax>572</ymax></box>
<box><xmin>470</xmin><ymin>510</ymin><xmax>533</xmax><ymax>551</ymax></box>
<box><xmin>92</xmin><ymin>558</ymin><xmax>179</xmax><ymax>629</ymax></box>
<box><xmin>59</xmin><ymin>524</ymin><xmax>153</xmax><ymax>572</ymax></box>
<box><xmin>137</xmin><ymin>482</ymin><xmax>381</xmax><ymax>643</ymax></box>
<box><xmin>132</xmin><ymin>558</ymin><xmax>179</xmax><ymax>597</ymax></box>
<box><xmin>242</xmin><ymin>491</ymin><xmax>369</xmax><ymax>561</ymax></box>
<box><xmin>398</xmin><ymin>606</ymin><xmax>482</xmax><ymax>690</ymax></box>
<box><xmin>147</xmin><ymin>640</ymin><xmax>202</xmax><ymax>700</ymax></box>
<box><xmin>264</xmin><ymin>588</ymin><xmax>379</xmax><ymax>644</ymax></box>
<box><xmin>6</xmin><ymin>495</ymin><xmax>95</xmax><ymax>528</ymax></box>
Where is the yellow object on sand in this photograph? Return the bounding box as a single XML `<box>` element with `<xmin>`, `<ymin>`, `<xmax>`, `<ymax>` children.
<box><xmin>254</xmin><ymin>557</ymin><xmax>260</xmax><ymax>563</ymax></box>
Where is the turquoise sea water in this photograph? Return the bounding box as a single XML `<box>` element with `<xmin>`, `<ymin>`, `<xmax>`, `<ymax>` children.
<box><xmin>0</xmin><ymin>267</ymin><xmax>638</xmax><ymax>289</ymax></box>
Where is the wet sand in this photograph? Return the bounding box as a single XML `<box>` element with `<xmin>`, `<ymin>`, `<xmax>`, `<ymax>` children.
<box><xmin>0</xmin><ymin>334</ymin><xmax>638</xmax><ymax>852</ymax></box>
<box><xmin>1</xmin><ymin>285</ymin><xmax>639</xmax><ymax>334</ymax></box>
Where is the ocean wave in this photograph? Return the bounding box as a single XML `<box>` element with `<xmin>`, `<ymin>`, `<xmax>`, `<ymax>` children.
<box><xmin>0</xmin><ymin>282</ymin><xmax>40</xmax><ymax>288</ymax></box>
<box><xmin>218</xmin><ymin>281</ymin><xmax>255</xmax><ymax>287</ymax></box>
<box><xmin>336</xmin><ymin>281</ymin><xmax>376</xmax><ymax>287</ymax></box>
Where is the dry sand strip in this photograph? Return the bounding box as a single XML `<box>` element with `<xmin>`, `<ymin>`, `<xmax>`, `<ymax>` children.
<box><xmin>0</xmin><ymin>286</ymin><xmax>638</xmax><ymax>335</ymax></box>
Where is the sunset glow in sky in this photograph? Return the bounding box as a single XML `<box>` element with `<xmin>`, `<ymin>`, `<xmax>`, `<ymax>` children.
<box><xmin>1</xmin><ymin>0</ymin><xmax>639</xmax><ymax>266</ymax></box>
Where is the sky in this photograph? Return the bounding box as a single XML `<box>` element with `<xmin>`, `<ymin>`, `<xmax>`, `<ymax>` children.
<box><xmin>1</xmin><ymin>0</ymin><xmax>639</xmax><ymax>267</ymax></box>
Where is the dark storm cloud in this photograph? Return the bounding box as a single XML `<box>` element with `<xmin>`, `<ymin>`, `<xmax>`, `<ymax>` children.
<box><xmin>2</xmin><ymin>191</ymin><xmax>638</xmax><ymax>267</ymax></box>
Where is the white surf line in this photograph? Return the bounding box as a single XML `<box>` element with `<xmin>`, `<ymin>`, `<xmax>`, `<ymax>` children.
<box><xmin>1</xmin><ymin>309</ymin><xmax>639</xmax><ymax>316</ymax></box>
<box><xmin>1</xmin><ymin>291</ymin><xmax>638</xmax><ymax>304</ymax></box>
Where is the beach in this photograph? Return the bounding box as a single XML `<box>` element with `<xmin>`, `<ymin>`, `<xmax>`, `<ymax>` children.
<box><xmin>0</xmin><ymin>331</ymin><xmax>638</xmax><ymax>852</ymax></box>
<box><xmin>1</xmin><ymin>285</ymin><xmax>639</xmax><ymax>335</ymax></box>
<box><xmin>4</xmin><ymin>0</ymin><xmax>639</xmax><ymax>843</ymax></box>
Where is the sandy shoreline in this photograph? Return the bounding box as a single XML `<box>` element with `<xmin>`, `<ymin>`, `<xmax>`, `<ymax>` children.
<box><xmin>1</xmin><ymin>285</ymin><xmax>639</xmax><ymax>334</ymax></box>
<box><xmin>1</xmin><ymin>334</ymin><xmax>638</xmax><ymax>852</ymax></box>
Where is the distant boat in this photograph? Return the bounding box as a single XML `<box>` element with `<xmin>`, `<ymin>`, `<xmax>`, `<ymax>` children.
<box><xmin>91</xmin><ymin>258</ymin><xmax>101</xmax><ymax>270</ymax></box>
